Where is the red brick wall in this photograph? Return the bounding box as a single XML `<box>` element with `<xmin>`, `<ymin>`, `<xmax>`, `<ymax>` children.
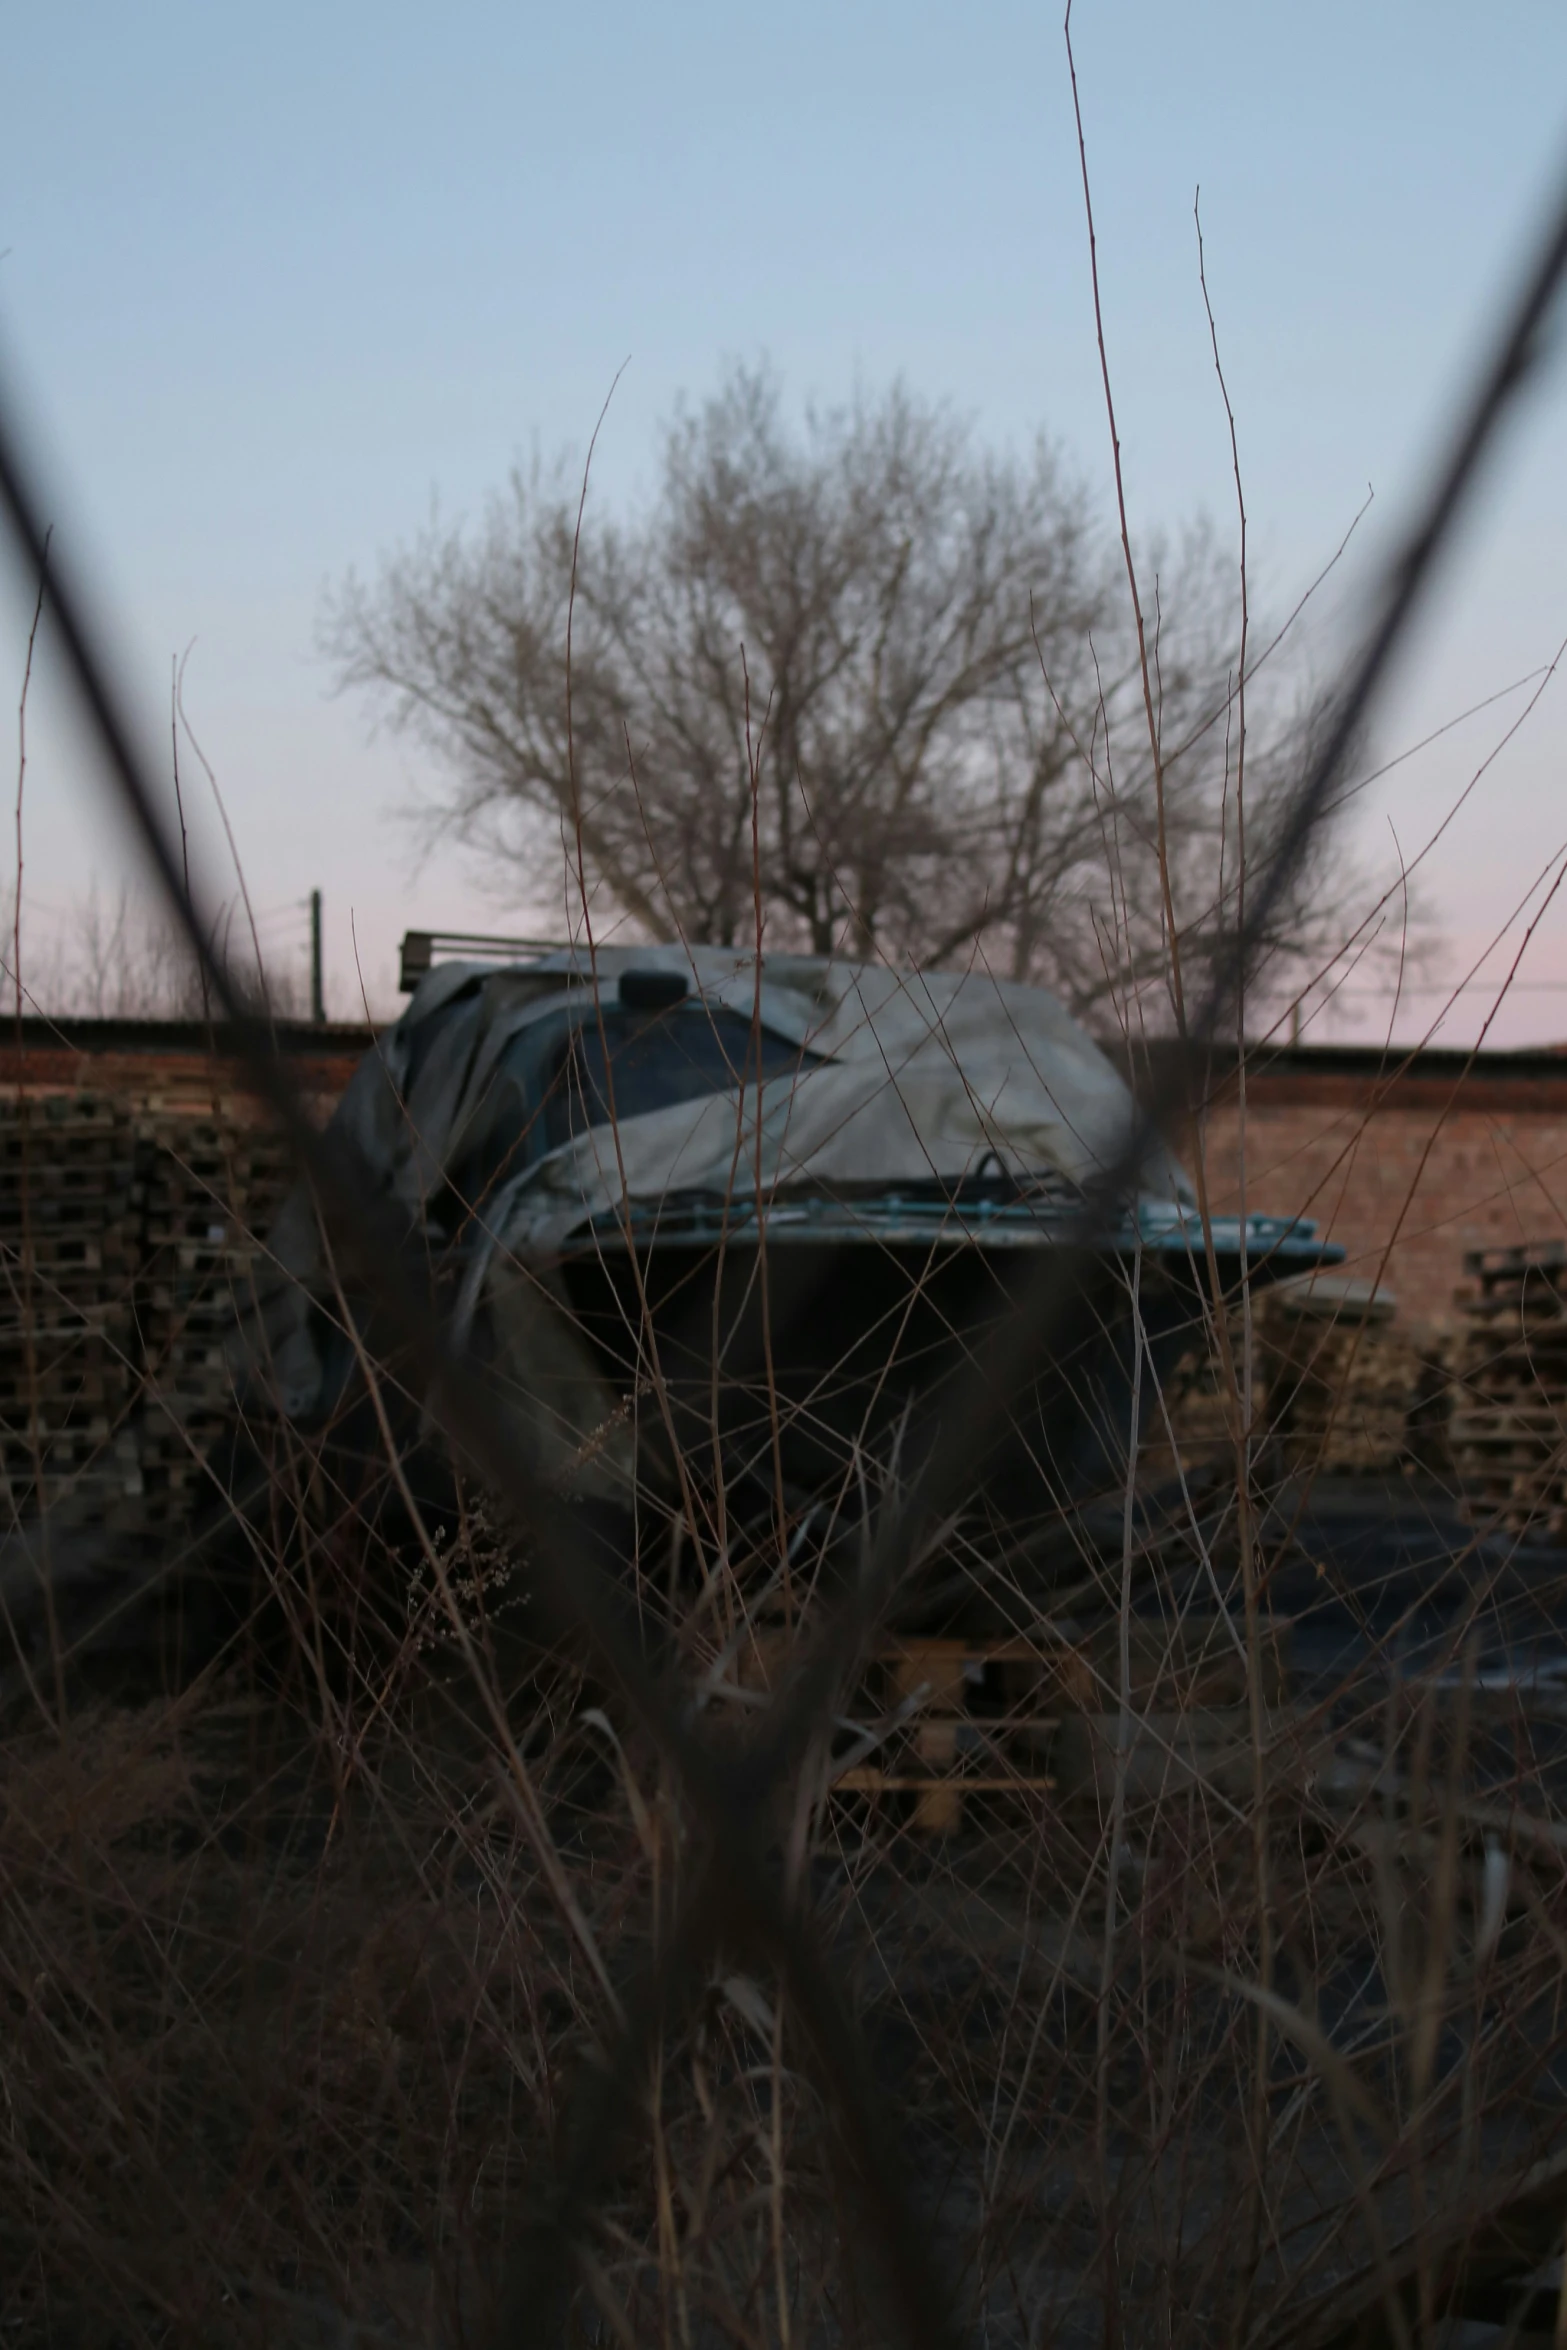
<box><xmin>1194</xmin><ymin>1062</ymin><xmax>1567</xmax><ymax>1333</ymax></box>
<box><xmin>6</xmin><ymin>1022</ymin><xmax>1567</xmax><ymax>1340</ymax></box>
<box><xmin>0</xmin><ymin>1020</ymin><xmax>372</xmax><ymax>1128</ymax></box>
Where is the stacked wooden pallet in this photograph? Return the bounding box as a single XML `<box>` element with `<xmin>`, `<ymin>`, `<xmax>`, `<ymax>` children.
<box><xmin>1261</xmin><ymin>1278</ymin><xmax>1417</xmax><ymax>1475</ymax></box>
<box><xmin>1449</xmin><ymin>1242</ymin><xmax>1567</xmax><ymax>1540</ymax></box>
<box><xmin>133</xmin><ymin>1115</ymin><xmax>295</xmax><ymax>1524</ymax></box>
<box><xmin>1141</xmin><ymin>1305</ymin><xmax>1271</xmax><ymax>1479</ymax></box>
<box><xmin>1141</xmin><ymin>1280</ymin><xmax>1431</xmax><ymax>1484</ymax></box>
<box><xmin>0</xmin><ymin>1095</ymin><xmax>143</xmax><ymax>1523</ymax></box>
<box><xmin>0</xmin><ymin>1093</ymin><xmax>301</xmax><ymax>1535</ymax></box>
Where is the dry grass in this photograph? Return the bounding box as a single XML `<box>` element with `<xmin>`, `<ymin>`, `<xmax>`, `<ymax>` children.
<box><xmin>3</xmin><ymin>1147</ymin><xmax>1567</xmax><ymax>2350</ymax></box>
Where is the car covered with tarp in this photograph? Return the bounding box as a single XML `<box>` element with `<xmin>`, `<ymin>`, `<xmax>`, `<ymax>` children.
<box><xmin>240</xmin><ymin>944</ymin><xmax>1341</xmax><ymax>1596</ymax></box>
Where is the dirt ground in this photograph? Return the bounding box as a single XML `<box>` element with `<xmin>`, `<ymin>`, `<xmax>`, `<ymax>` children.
<box><xmin>5</xmin><ymin>1509</ymin><xmax>1567</xmax><ymax>2350</ymax></box>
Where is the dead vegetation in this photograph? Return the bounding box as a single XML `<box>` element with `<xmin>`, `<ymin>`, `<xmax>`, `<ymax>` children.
<box><xmin>4</xmin><ymin>1064</ymin><xmax>1567</xmax><ymax>2348</ymax></box>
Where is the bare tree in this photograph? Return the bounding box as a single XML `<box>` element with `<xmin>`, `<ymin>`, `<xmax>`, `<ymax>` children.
<box><xmin>324</xmin><ymin>362</ymin><xmax>1339</xmax><ymax>1020</ymax></box>
<box><xmin>0</xmin><ymin>880</ymin><xmax>305</xmax><ymax>1021</ymax></box>
<box><xmin>68</xmin><ymin>882</ymin><xmax>207</xmax><ymax>1018</ymax></box>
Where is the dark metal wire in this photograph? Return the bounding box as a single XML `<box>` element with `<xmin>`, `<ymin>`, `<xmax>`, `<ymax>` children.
<box><xmin>0</xmin><ymin>150</ymin><xmax>1565</xmax><ymax>2347</ymax></box>
<box><xmin>748</xmin><ymin>148</ymin><xmax>1567</xmax><ymax>1804</ymax></box>
<box><xmin>0</xmin><ymin>377</ymin><xmax>968</xmax><ymax>2350</ymax></box>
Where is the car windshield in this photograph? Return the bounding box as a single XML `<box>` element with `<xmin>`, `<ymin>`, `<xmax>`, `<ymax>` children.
<box><xmin>543</xmin><ymin>1005</ymin><xmax>820</xmax><ymax>1152</ymax></box>
<box><xmin>445</xmin><ymin>999</ymin><xmax>823</xmax><ymax>1215</ymax></box>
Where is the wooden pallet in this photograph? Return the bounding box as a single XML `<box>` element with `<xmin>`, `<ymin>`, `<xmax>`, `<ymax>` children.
<box><xmin>1464</xmin><ymin>1239</ymin><xmax>1567</xmax><ymax>1289</ymax></box>
<box><xmin>0</xmin><ymin>1424</ymin><xmax>144</xmax><ymax>1520</ymax></box>
<box><xmin>0</xmin><ymin>1102</ymin><xmax>144</xmax><ymax>1515</ymax></box>
<box><xmin>1136</xmin><ymin>1285</ymin><xmax>1431</xmax><ymax>1482</ymax></box>
<box><xmin>740</xmin><ymin>1619</ymin><xmax>1297</xmax><ymax>1837</ymax></box>
<box><xmin>828</xmin><ymin>1637</ymin><xmax>1066</xmax><ymax>1834</ymax></box>
<box><xmin>1263</xmin><ymin>1293</ymin><xmax>1422</xmax><ymax>1476</ymax></box>
<box><xmin>134</xmin><ymin>1116</ymin><xmax>292</xmax><ymax>1454</ymax></box>
<box><xmin>1449</xmin><ymin>1244</ymin><xmax>1567</xmax><ymax>1536</ymax></box>
<box><xmin>1140</xmin><ymin>1307</ymin><xmax>1271</xmax><ymax>1478</ymax></box>
<box><xmin>0</xmin><ymin>1092</ymin><xmax>298</xmax><ymax>1530</ymax></box>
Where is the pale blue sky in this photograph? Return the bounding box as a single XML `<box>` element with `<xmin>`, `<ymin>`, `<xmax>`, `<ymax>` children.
<box><xmin>3</xmin><ymin>3</ymin><xmax>1566</xmax><ymax>1034</ymax></box>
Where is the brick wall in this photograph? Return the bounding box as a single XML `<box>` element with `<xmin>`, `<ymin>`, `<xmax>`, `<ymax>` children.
<box><xmin>0</xmin><ymin>1017</ymin><xmax>373</xmax><ymax>1126</ymax></box>
<box><xmin>6</xmin><ymin>1020</ymin><xmax>1567</xmax><ymax>1341</ymax></box>
<box><xmin>1190</xmin><ymin>1050</ymin><xmax>1567</xmax><ymax>1333</ymax></box>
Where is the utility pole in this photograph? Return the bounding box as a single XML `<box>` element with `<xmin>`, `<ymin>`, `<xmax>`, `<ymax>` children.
<box><xmin>309</xmin><ymin>889</ymin><xmax>324</xmax><ymax>1024</ymax></box>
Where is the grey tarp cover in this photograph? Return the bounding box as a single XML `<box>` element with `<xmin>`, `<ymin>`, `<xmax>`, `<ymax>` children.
<box><xmin>241</xmin><ymin>948</ymin><xmax>1192</xmax><ymax>1494</ymax></box>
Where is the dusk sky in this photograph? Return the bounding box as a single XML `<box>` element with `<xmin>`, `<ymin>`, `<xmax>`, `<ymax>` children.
<box><xmin>3</xmin><ymin>2</ymin><xmax>1566</xmax><ymax>1037</ymax></box>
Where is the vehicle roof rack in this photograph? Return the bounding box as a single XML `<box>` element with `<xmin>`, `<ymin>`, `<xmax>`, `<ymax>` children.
<box><xmin>398</xmin><ymin>929</ymin><xmax>572</xmax><ymax>992</ymax></box>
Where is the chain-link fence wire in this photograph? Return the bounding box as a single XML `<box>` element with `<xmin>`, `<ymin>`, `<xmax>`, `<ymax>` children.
<box><xmin>2</xmin><ymin>156</ymin><xmax>1567</xmax><ymax>2348</ymax></box>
